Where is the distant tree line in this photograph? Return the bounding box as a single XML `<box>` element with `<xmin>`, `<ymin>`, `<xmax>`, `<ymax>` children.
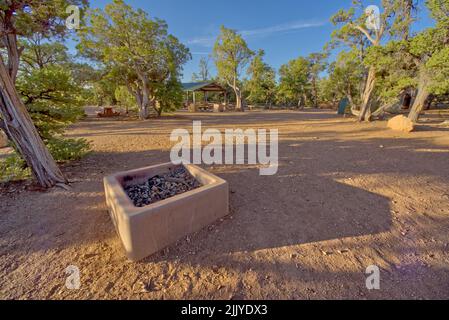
<box><xmin>0</xmin><ymin>0</ymin><xmax>448</xmax><ymax>187</ymax></box>
<box><xmin>191</xmin><ymin>0</ymin><xmax>448</xmax><ymax>122</ymax></box>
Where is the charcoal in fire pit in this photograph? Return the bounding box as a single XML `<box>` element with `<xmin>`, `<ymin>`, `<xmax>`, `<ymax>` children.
<box><xmin>125</xmin><ymin>166</ymin><xmax>201</xmax><ymax>207</ymax></box>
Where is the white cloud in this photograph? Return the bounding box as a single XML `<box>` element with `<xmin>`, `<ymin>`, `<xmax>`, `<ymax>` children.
<box><xmin>187</xmin><ymin>37</ymin><xmax>216</xmax><ymax>47</ymax></box>
<box><xmin>186</xmin><ymin>20</ymin><xmax>326</xmax><ymax>47</ymax></box>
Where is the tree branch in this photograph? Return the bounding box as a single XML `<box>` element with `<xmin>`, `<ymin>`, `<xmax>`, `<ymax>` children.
<box><xmin>351</xmin><ymin>23</ymin><xmax>376</xmax><ymax>45</ymax></box>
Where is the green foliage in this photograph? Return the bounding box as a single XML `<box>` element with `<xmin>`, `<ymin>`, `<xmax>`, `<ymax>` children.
<box><xmin>321</xmin><ymin>50</ymin><xmax>365</xmax><ymax>108</ymax></box>
<box><xmin>427</xmin><ymin>0</ymin><xmax>449</xmax><ymax>23</ymax></box>
<box><xmin>245</xmin><ymin>50</ymin><xmax>276</xmax><ymax>105</ymax></box>
<box><xmin>3</xmin><ymin>1</ymin><xmax>88</xmax><ymax>39</ymax></box>
<box><xmin>307</xmin><ymin>52</ymin><xmax>328</xmax><ymax>107</ymax></box>
<box><xmin>317</xmin><ymin>77</ymin><xmax>340</xmax><ymax>107</ymax></box>
<box><xmin>46</xmin><ymin>138</ymin><xmax>91</xmax><ymax>162</ymax></box>
<box><xmin>213</xmin><ymin>26</ymin><xmax>254</xmax><ymax>85</ymax></box>
<box><xmin>330</xmin><ymin>0</ymin><xmax>412</xmax><ymax>46</ymax></box>
<box><xmin>17</xmin><ymin>64</ymin><xmax>85</xmax><ymax>139</ymax></box>
<box><xmin>154</xmin><ymin>78</ymin><xmax>184</xmax><ymax>116</ymax></box>
<box><xmin>327</xmin><ymin>0</ymin><xmax>419</xmax><ymax>117</ymax></box>
<box><xmin>6</xmin><ymin>26</ymin><xmax>92</xmax><ymax>182</ymax></box>
<box><xmin>21</xmin><ymin>39</ymin><xmax>69</xmax><ymax>70</ymax></box>
<box><xmin>427</xmin><ymin>46</ymin><xmax>449</xmax><ymax>94</ymax></box>
<box><xmin>421</xmin><ymin>0</ymin><xmax>449</xmax><ymax>94</ymax></box>
<box><xmin>0</xmin><ymin>0</ymin><xmax>92</xmax><ymax>186</ymax></box>
<box><xmin>90</xmin><ymin>75</ymin><xmax>118</xmax><ymax>106</ymax></box>
<box><xmin>0</xmin><ymin>137</ymin><xmax>90</xmax><ymax>182</ymax></box>
<box><xmin>115</xmin><ymin>86</ymin><xmax>137</xmax><ymax>112</ymax></box>
<box><xmin>0</xmin><ymin>154</ymin><xmax>31</xmax><ymax>183</ymax></box>
<box><xmin>365</xmin><ymin>40</ymin><xmax>417</xmax><ymax>103</ymax></box>
<box><xmin>277</xmin><ymin>57</ymin><xmax>310</xmax><ymax>106</ymax></box>
<box><xmin>78</xmin><ymin>0</ymin><xmax>190</xmax><ymax>118</ymax></box>
<box><xmin>364</xmin><ymin>0</ymin><xmax>449</xmax><ymax>104</ymax></box>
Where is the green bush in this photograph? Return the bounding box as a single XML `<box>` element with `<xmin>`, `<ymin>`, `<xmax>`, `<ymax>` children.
<box><xmin>17</xmin><ymin>65</ymin><xmax>86</xmax><ymax>140</ymax></box>
<box><xmin>0</xmin><ymin>138</ymin><xmax>91</xmax><ymax>183</ymax></box>
<box><xmin>46</xmin><ymin>138</ymin><xmax>91</xmax><ymax>162</ymax></box>
<box><xmin>0</xmin><ymin>154</ymin><xmax>31</xmax><ymax>183</ymax></box>
<box><xmin>115</xmin><ymin>86</ymin><xmax>137</xmax><ymax>113</ymax></box>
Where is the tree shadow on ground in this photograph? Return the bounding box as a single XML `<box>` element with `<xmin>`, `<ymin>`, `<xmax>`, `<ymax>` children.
<box><xmin>3</xmin><ymin>110</ymin><xmax>449</xmax><ymax>299</ymax></box>
<box><xmin>4</xmin><ymin>122</ymin><xmax>449</xmax><ymax>256</ymax></box>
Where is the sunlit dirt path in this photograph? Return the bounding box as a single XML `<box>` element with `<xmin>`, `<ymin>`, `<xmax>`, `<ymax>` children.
<box><xmin>1</xmin><ymin>109</ymin><xmax>449</xmax><ymax>299</ymax></box>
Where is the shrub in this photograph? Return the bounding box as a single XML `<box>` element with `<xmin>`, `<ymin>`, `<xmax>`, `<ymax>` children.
<box><xmin>0</xmin><ymin>154</ymin><xmax>31</xmax><ymax>183</ymax></box>
<box><xmin>0</xmin><ymin>138</ymin><xmax>90</xmax><ymax>183</ymax></box>
<box><xmin>46</xmin><ymin>138</ymin><xmax>91</xmax><ymax>162</ymax></box>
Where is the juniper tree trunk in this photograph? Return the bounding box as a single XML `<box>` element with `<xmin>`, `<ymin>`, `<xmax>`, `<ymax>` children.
<box><xmin>127</xmin><ymin>84</ymin><xmax>147</xmax><ymax>118</ymax></box>
<box><xmin>139</xmin><ymin>100</ymin><xmax>149</xmax><ymax>119</ymax></box>
<box><xmin>358</xmin><ymin>66</ymin><xmax>376</xmax><ymax>122</ymax></box>
<box><xmin>139</xmin><ymin>82</ymin><xmax>150</xmax><ymax>119</ymax></box>
<box><xmin>312</xmin><ymin>78</ymin><xmax>318</xmax><ymax>108</ymax></box>
<box><xmin>136</xmin><ymin>73</ymin><xmax>158</xmax><ymax>119</ymax></box>
<box><xmin>0</xmin><ymin>58</ymin><xmax>66</xmax><ymax>187</ymax></box>
<box><xmin>408</xmin><ymin>69</ymin><xmax>431</xmax><ymax>123</ymax></box>
<box><xmin>303</xmin><ymin>93</ymin><xmax>308</xmax><ymax>109</ymax></box>
<box><xmin>229</xmin><ymin>77</ymin><xmax>243</xmax><ymax>112</ymax></box>
<box><xmin>235</xmin><ymin>90</ymin><xmax>243</xmax><ymax>111</ymax></box>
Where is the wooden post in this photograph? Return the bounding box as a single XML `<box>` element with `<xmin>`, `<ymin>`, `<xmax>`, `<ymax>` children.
<box><xmin>193</xmin><ymin>91</ymin><xmax>196</xmax><ymax>105</ymax></box>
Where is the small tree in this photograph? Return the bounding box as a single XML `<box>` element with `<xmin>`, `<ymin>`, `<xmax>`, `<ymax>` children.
<box><xmin>192</xmin><ymin>57</ymin><xmax>211</xmax><ymax>82</ymax></box>
<box><xmin>213</xmin><ymin>26</ymin><xmax>254</xmax><ymax>111</ymax></box>
<box><xmin>245</xmin><ymin>50</ymin><xmax>276</xmax><ymax>106</ymax></box>
<box><xmin>277</xmin><ymin>57</ymin><xmax>310</xmax><ymax>108</ymax></box>
<box><xmin>366</xmin><ymin>0</ymin><xmax>449</xmax><ymax>122</ymax></box>
<box><xmin>407</xmin><ymin>0</ymin><xmax>449</xmax><ymax>121</ymax></box>
<box><xmin>78</xmin><ymin>0</ymin><xmax>190</xmax><ymax>119</ymax></box>
<box><xmin>0</xmin><ymin>0</ymin><xmax>87</xmax><ymax>188</ymax></box>
<box><xmin>307</xmin><ymin>52</ymin><xmax>328</xmax><ymax>108</ymax></box>
<box><xmin>115</xmin><ymin>86</ymin><xmax>136</xmax><ymax>114</ymax></box>
<box><xmin>17</xmin><ymin>38</ymin><xmax>87</xmax><ymax>138</ymax></box>
<box><xmin>330</xmin><ymin>0</ymin><xmax>417</xmax><ymax>121</ymax></box>
<box><xmin>154</xmin><ymin>78</ymin><xmax>184</xmax><ymax>116</ymax></box>
<box><xmin>318</xmin><ymin>77</ymin><xmax>341</xmax><ymax>109</ymax></box>
<box><xmin>327</xmin><ymin>50</ymin><xmax>366</xmax><ymax>111</ymax></box>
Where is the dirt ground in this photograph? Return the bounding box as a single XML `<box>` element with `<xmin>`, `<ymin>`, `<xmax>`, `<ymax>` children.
<box><xmin>1</xmin><ymin>108</ymin><xmax>449</xmax><ymax>300</ymax></box>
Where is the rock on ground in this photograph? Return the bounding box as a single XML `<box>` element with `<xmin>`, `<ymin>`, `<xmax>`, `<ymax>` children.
<box><xmin>387</xmin><ymin>115</ymin><xmax>415</xmax><ymax>133</ymax></box>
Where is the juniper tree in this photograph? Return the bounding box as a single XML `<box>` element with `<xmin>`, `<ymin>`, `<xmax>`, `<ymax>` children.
<box><xmin>0</xmin><ymin>0</ymin><xmax>87</xmax><ymax>188</ymax></box>
<box><xmin>78</xmin><ymin>0</ymin><xmax>190</xmax><ymax>119</ymax></box>
<box><xmin>213</xmin><ymin>26</ymin><xmax>254</xmax><ymax>111</ymax></box>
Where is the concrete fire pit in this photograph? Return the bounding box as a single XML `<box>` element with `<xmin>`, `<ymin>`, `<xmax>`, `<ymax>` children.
<box><xmin>104</xmin><ymin>163</ymin><xmax>229</xmax><ymax>261</ymax></box>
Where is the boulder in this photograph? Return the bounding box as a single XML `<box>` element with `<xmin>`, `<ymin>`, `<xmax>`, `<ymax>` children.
<box><xmin>387</xmin><ymin>115</ymin><xmax>414</xmax><ymax>133</ymax></box>
<box><xmin>0</xmin><ymin>129</ymin><xmax>8</xmax><ymax>148</ymax></box>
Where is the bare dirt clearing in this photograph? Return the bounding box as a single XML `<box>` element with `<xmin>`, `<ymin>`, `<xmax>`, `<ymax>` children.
<box><xmin>1</xmin><ymin>109</ymin><xmax>449</xmax><ymax>299</ymax></box>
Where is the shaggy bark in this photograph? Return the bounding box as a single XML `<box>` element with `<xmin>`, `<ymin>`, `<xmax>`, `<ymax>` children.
<box><xmin>358</xmin><ymin>66</ymin><xmax>376</xmax><ymax>122</ymax></box>
<box><xmin>0</xmin><ymin>56</ymin><xmax>66</xmax><ymax>187</ymax></box>
<box><xmin>228</xmin><ymin>77</ymin><xmax>244</xmax><ymax>111</ymax></box>
<box><xmin>135</xmin><ymin>72</ymin><xmax>151</xmax><ymax>119</ymax></box>
<box><xmin>311</xmin><ymin>78</ymin><xmax>319</xmax><ymax>108</ymax></box>
<box><xmin>129</xmin><ymin>72</ymin><xmax>158</xmax><ymax>120</ymax></box>
<box><xmin>408</xmin><ymin>68</ymin><xmax>431</xmax><ymax>123</ymax></box>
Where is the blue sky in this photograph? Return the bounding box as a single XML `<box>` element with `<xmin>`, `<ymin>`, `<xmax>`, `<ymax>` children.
<box><xmin>85</xmin><ymin>0</ymin><xmax>436</xmax><ymax>82</ymax></box>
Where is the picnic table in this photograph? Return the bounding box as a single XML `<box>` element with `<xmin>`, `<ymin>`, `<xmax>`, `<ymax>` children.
<box><xmin>97</xmin><ymin>107</ymin><xmax>121</xmax><ymax>118</ymax></box>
